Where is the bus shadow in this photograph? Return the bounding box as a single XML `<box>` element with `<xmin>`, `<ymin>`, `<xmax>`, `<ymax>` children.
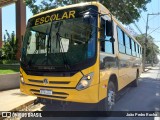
<box><xmin>113</xmin><ymin>77</ymin><xmax>160</xmax><ymax>111</ymax></box>
<box><xmin>115</xmin><ymin>83</ymin><xmax>133</xmax><ymax>102</ymax></box>
<box><xmin>40</xmin><ymin>99</ymin><xmax>97</xmax><ymax>111</ymax></box>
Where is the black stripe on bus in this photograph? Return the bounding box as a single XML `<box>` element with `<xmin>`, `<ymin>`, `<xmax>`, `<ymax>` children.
<box><xmin>30</xmin><ymin>89</ymin><xmax>69</xmax><ymax>95</ymax></box>
<box><xmin>28</xmin><ymin>79</ymin><xmax>70</xmax><ymax>84</ymax></box>
<box><xmin>24</xmin><ymin>83</ymin><xmax>75</xmax><ymax>89</ymax></box>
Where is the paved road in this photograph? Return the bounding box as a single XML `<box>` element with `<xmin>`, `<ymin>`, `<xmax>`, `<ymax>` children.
<box><xmin>23</xmin><ymin>64</ymin><xmax>160</xmax><ymax>120</ymax></box>
<box><xmin>114</xmin><ymin>66</ymin><xmax>160</xmax><ymax>112</ymax></box>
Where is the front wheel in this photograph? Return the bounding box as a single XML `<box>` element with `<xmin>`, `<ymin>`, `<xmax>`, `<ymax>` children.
<box><xmin>105</xmin><ymin>81</ymin><xmax>116</xmax><ymax>111</ymax></box>
<box><xmin>97</xmin><ymin>81</ymin><xmax>116</xmax><ymax>111</ymax></box>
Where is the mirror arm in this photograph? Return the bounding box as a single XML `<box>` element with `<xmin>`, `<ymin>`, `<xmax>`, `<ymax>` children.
<box><xmin>80</xmin><ymin>8</ymin><xmax>101</xmax><ymax>16</ymax></box>
<box><xmin>102</xmin><ymin>13</ymin><xmax>113</xmax><ymax>37</ymax></box>
<box><xmin>100</xmin><ymin>13</ymin><xmax>112</xmax><ymax>17</ymax></box>
<box><xmin>99</xmin><ymin>38</ymin><xmax>110</xmax><ymax>42</ymax></box>
<box><xmin>99</xmin><ymin>37</ymin><xmax>115</xmax><ymax>43</ymax></box>
<box><xmin>80</xmin><ymin>9</ymin><xmax>113</xmax><ymax>17</ymax></box>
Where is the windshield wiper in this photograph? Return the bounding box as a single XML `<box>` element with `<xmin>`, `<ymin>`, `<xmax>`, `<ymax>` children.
<box><xmin>47</xmin><ymin>20</ymin><xmax>55</xmax><ymax>65</ymax></box>
<box><xmin>55</xmin><ymin>22</ymin><xmax>71</xmax><ymax>70</ymax></box>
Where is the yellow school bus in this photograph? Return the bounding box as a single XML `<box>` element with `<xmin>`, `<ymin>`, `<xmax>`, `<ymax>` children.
<box><xmin>20</xmin><ymin>2</ymin><xmax>142</xmax><ymax>110</ymax></box>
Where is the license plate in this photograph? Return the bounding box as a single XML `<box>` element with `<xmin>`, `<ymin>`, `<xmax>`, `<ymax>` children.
<box><xmin>40</xmin><ymin>89</ymin><xmax>52</xmax><ymax>95</ymax></box>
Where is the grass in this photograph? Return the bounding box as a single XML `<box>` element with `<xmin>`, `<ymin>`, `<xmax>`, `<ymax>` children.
<box><xmin>0</xmin><ymin>65</ymin><xmax>20</xmax><ymax>74</ymax></box>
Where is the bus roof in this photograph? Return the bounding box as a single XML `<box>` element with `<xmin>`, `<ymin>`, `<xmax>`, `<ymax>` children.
<box><xmin>30</xmin><ymin>2</ymin><xmax>101</xmax><ymax>18</ymax></box>
<box><xmin>29</xmin><ymin>2</ymin><xmax>141</xmax><ymax>47</ymax></box>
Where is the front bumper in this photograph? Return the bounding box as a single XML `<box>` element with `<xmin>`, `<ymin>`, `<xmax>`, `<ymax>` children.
<box><xmin>20</xmin><ymin>82</ymin><xmax>99</xmax><ymax>103</ymax></box>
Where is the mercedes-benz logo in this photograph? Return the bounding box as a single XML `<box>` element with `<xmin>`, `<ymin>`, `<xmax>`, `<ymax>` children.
<box><xmin>43</xmin><ymin>79</ymin><xmax>49</xmax><ymax>85</ymax></box>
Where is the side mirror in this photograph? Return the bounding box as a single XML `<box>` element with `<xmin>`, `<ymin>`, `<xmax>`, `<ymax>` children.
<box><xmin>105</xmin><ymin>20</ymin><xmax>113</xmax><ymax>36</ymax></box>
<box><xmin>100</xmin><ymin>17</ymin><xmax>115</xmax><ymax>43</ymax></box>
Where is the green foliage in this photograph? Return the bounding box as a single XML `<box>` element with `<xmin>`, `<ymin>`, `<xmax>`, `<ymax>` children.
<box><xmin>1</xmin><ymin>30</ymin><xmax>18</xmax><ymax>60</ymax></box>
<box><xmin>24</xmin><ymin>0</ymin><xmax>151</xmax><ymax>24</ymax></box>
<box><xmin>136</xmin><ymin>34</ymin><xmax>160</xmax><ymax>64</ymax></box>
<box><xmin>0</xmin><ymin>60</ymin><xmax>19</xmax><ymax>64</ymax></box>
<box><xmin>101</xmin><ymin>0</ymin><xmax>151</xmax><ymax>24</ymax></box>
<box><xmin>0</xmin><ymin>65</ymin><xmax>20</xmax><ymax>74</ymax></box>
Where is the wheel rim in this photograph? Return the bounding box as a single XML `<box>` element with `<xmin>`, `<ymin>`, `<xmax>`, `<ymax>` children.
<box><xmin>107</xmin><ymin>85</ymin><xmax>116</xmax><ymax>110</ymax></box>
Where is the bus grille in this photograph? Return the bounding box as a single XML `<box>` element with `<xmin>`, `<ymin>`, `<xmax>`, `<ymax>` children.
<box><xmin>28</xmin><ymin>79</ymin><xmax>70</xmax><ymax>84</ymax></box>
<box><xmin>30</xmin><ymin>89</ymin><xmax>68</xmax><ymax>99</ymax></box>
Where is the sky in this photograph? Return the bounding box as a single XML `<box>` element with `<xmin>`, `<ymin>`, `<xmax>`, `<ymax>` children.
<box><xmin>129</xmin><ymin>0</ymin><xmax>160</xmax><ymax>47</ymax></box>
<box><xmin>129</xmin><ymin>0</ymin><xmax>160</xmax><ymax>59</ymax></box>
<box><xmin>2</xmin><ymin>4</ymin><xmax>33</xmax><ymax>36</ymax></box>
<box><xmin>1</xmin><ymin>1</ymin><xmax>160</xmax><ymax>59</ymax></box>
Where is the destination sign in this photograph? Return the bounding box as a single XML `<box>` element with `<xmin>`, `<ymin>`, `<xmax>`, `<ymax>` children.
<box><xmin>27</xmin><ymin>5</ymin><xmax>98</xmax><ymax>27</ymax></box>
<box><xmin>34</xmin><ymin>10</ymin><xmax>76</xmax><ymax>26</ymax></box>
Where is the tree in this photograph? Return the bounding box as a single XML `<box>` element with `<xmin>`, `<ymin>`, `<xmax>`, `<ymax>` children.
<box><xmin>24</xmin><ymin>0</ymin><xmax>151</xmax><ymax>24</ymax></box>
<box><xmin>136</xmin><ymin>34</ymin><xmax>160</xmax><ymax>64</ymax></box>
<box><xmin>2</xmin><ymin>30</ymin><xmax>18</xmax><ymax>60</ymax></box>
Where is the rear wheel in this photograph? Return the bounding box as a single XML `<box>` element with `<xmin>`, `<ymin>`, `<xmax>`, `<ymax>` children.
<box><xmin>131</xmin><ymin>71</ymin><xmax>139</xmax><ymax>87</ymax></box>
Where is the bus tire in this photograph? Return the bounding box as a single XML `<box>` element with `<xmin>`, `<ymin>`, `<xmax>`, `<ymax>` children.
<box><xmin>131</xmin><ymin>71</ymin><xmax>139</xmax><ymax>87</ymax></box>
<box><xmin>97</xmin><ymin>80</ymin><xmax>116</xmax><ymax>111</ymax></box>
<box><xmin>104</xmin><ymin>80</ymin><xmax>116</xmax><ymax>111</ymax></box>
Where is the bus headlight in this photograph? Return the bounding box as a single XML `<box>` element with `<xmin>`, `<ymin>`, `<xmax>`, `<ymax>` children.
<box><xmin>76</xmin><ymin>72</ymin><xmax>94</xmax><ymax>90</ymax></box>
<box><xmin>20</xmin><ymin>73</ymin><xmax>25</xmax><ymax>84</ymax></box>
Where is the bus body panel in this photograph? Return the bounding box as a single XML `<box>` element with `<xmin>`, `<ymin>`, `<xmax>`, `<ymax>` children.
<box><xmin>20</xmin><ymin>2</ymin><xmax>142</xmax><ymax>104</ymax></box>
<box><xmin>98</xmin><ymin>2</ymin><xmax>142</xmax><ymax>96</ymax></box>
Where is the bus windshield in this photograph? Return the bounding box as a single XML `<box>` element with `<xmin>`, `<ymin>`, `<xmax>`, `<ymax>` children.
<box><xmin>21</xmin><ymin>6</ymin><xmax>97</xmax><ymax>71</ymax></box>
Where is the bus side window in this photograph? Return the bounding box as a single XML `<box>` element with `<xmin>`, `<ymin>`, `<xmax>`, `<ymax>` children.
<box><xmin>125</xmin><ymin>34</ymin><xmax>132</xmax><ymax>55</ymax></box>
<box><xmin>117</xmin><ymin>27</ymin><xmax>125</xmax><ymax>53</ymax></box>
<box><xmin>136</xmin><ymin>44</ymin><xmax>139</xmax><ymax>57</ymax></box>
<box><xmin>134</xmin><ymin>41</ymin><xmax>137</xmax><ymax>56</ymax></box>
<box><xmin>140</xmin><ymin>47</ymin><xmax>142</xmax><ymax>58</ymax></box>
<box><xmin>100</xmin><ymin>17</ymin><xmax>114</xmax><ymax>54</ymax></box>
<box><xmin>131</xmin><ymin>39</ymin><xmax>136</xmax><ymax>56</ymax></box>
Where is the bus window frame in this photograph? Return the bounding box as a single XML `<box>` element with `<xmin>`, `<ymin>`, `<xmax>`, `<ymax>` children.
<box><xmin>100</xmin><ymin>16</ymin><xmax>115</xmax><ymax>54</ymax></box>
<box><xmin>124</xmin><ymin>34</ymin><xmax>132</xmax><ymax>56</ymax></box>
<box><xmin>117</xmin><ymin>26</ymin><xmax>126</xmax><ymax>54</ymax></box>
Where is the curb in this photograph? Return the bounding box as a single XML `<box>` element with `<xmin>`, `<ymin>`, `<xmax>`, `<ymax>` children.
<box><xmin>0</xmin><ymin>73</ymin><xmax>20</xmax><ymax>91</ymax></box>
<box><xmin>142</xmin><ymin>69</ymin><xmax>148</xmax><ymax>73</ymax></box>
<box><xmin>0</xmin><ymin>98</ymin><xmax>37</xmax><ymax>120</ymax></box>
<box><xmin>11</xmin><ymin>99</ymin><xmax>37</xmax><ymax>111</ymax></box>
<box><xmin>142</xmin><ymin>68</ymin><xmax>152</xmax><ymax>73</ymax></box>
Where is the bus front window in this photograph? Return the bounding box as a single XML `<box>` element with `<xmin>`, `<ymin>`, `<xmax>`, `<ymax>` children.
<box><xmin>21</xmin><ymin>15</ymin><xmax>97</xmax><ymax>71</ymax></box>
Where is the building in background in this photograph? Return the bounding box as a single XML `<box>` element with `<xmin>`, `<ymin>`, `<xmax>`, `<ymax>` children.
<box><xmin>0</xmin><ymin>0</ymin><xmax>26</xmax><ymax>60</ymax></box>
